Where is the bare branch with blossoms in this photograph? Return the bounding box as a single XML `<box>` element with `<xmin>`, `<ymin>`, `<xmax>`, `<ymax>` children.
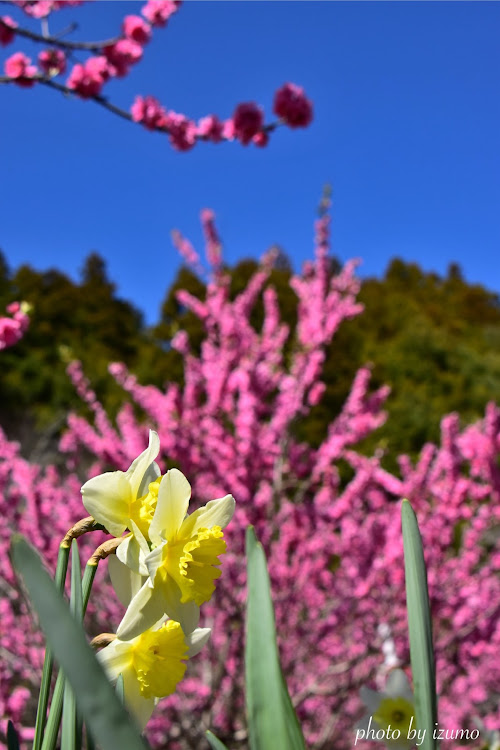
<box><xmin>0</xmin><ymin>1</ymin><xmax>313</xmax><ymax>151</ymax></box>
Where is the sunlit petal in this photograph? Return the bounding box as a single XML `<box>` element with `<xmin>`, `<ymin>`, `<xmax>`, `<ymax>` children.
<box><xmin>181</xmin><ymin>494</ymin><xmax>235</xmax><ymax>537</ymax></box>
<box><xmin>149</xmin><ymin>468</ymin><xmax>191</xmax><ymax>546</ymax></box>
<box><xmin>125</xmin><ymin>430</ymin><xmax>160</xmax><ymax>498</ymax></box>
<box><xmin>116</xmin><ymin>581</ymin><xmax>166</xmax><ymax>641</ymax></box>
<box><xmin>108</xmin><ymin>553</ymin><xmax>146</xmax><ymax>608</ymax></box>
<box><xmin>81</xmin><ymin>471</ymin><xmax>131</xmax><ymax>536</ymax></box>
<box><xmin>185</xmin><ymin>627</ymin><xmax>211</xmax><ymax>657</ymax></box>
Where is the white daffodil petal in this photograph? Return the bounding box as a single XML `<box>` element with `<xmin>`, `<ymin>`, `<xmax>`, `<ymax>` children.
<box><xmin>182</xmin><ymin>494</ymin><xmax>235</xmax><ymax>537</ymax></box>
<box><xmin>129</xmin><ymin>519</ymin><xmax>150</xmax><ymax>562</ymax></box>
<box><xmin>116</xmin><ymin>581</ymin><xmax>166</xmax><ymax>641</ymax></box>
<box><xmin>122</xmin><ymin>664</ymin><xmax>156</xmax><ymax>731</ymax></box>
<box><xmin>161</xmin><ymin>576</ymin><xmax>200</xmax><ymax>634</ymax></box>
<box><xmin>81</xmin><ymin>471</ymin><xmax>131</xmax><ymax>537</ymax></box>
<box><xmin>125</xmin><ymin>430</ymin><xmax>160</xmax><ymax>499</ymax></box>
<box><xmin>137</xmin><ymin>460</ymin><xmax>161</xmax><ymax>499</ymax></box>
<box><xmin>149</xmin><ymin>468</ymin><xmax>191</xmax><ymax>545</ymax></box>
<box><xmin>97</xmin><ymin>639</ymin><xmax>131</xmax><ymax>680</ymax></box>
<box><xmin>386</xmin><ymin>669</ymin><xmax>413</xmax><ymax>702</ymax></box>
<box><xmin>108</xmin><ymin>554</ymin><xmax>146</xmax><ymax>608</ymax></box>
<box><xmin>359</xmin><ymin>686</ymin><xmax>382</xmax><ymax>714</ymax></box>
<box><xmin>144</xmin><ymin>543</ymin><xmax>164</xmax><ymax>583</ymax></box>
<box><xmin>185</xmin><ymin>627</ymin><xmax>211</xmax><ymax>658</ymax></box>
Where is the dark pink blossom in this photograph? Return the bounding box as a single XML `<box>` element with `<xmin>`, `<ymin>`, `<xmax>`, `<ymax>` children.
<box><xmin>131</xmin><ymin>95</ymin><xmax>168</xmax><ymax>130</ymax></box>
<box><xmin>122</xmin><ymin>15</ymin><xmax>152</xmax><ymax>45</ymax></box>
<box><xmin>273</xmin><ymin>82</ymin><xmax>313</xmax><ymax>128</ymax></box>
<box><xmin>4</xmin><ymin>52</ymin><xmax>37</xmax><ymax>87</ymax></box>
<box><xmin>232</xmin><ymin>102</ymin><xmax>264</xmax><ymax>145</ymax></box>
<box><xmin>38</xmin><ymin>49</ymin><xmax>66</xmax><ymax>76</ymax></box>
<box><xmin>141</xmin><ymin>0</ymin><xmax>180</xmax><ymax>27</ymax></box>
<box><xmin>0</xmin><ymin>16</ymin><xmax>17</xmax><ymax>46</ymax></box>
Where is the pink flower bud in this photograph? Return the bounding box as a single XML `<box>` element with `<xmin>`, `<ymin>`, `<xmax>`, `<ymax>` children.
<box><xmin>38</xmin><ymin>48</ymin><xmax>66</xmax><ymax>76</ymax></box>
<box><xmin>0</xmin><ymin>16</ymin><xmax>17</xmax><ymax>46</ymax></box>
<box><xmin>122</xmin><ymin>15</ymin><xmax>152</xmax><ymax>45</ymax></box>
<box><xmin>232</xmin><ymin>102</ymin><xmax>264</xmax><ymax>145</ymax></box>
<box><xmin>273</xmin><ymin>83</ymin><xmax>313</xmax><ymax>128</ymax></box>
<box><xmin>252</xmin><ymin>130</ymin><xmax>269</xmax><ymax>148</ymax></box>
<box><xmin>4</xmin><ymin>52</ymin><xmax>37</xmax><ymax>87</ymax></box>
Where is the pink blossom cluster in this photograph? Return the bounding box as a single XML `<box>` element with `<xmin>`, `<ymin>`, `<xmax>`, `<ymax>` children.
<box><xmin>0</xmin><ymin>302</ymin><xmax>30</xmax><ymax>350</ymax></box>
<box><xmin>1</xmin><ymin>210</ymin><xmax>499</xmax><ymax>749</ymax></box>
<box><xmin>1</xmin><ymin>4</ymin><xmax>313</xmax><ymax>151</ymax></box>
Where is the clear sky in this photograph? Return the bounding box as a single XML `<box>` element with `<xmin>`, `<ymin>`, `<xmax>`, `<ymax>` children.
<box><xmin>1</xmin><ymin>1</ymin><xmax>499</xmax><ymax>324</ymax></box>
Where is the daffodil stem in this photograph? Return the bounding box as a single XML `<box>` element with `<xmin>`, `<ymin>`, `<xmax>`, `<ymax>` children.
<box><xmin>33</xmin><ymin>543</ymin><xmax>70</xmax><ymax>750</ymax></box>
<box><xmin>82</xmin><ymin>562</ymin><xmax>98</xmax><ymax>613</ymax></box>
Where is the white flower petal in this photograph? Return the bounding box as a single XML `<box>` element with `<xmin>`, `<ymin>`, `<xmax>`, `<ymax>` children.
<box><xmin>116</xmin><ymin>581</ymin><xmax>166</xmax><ymax>641</ymax></box>
<box><xmin>128</xmin><ymin>520</ymin><xmax>150</xmax><ymax>574</ymax></box>
<box><xmin>181</xmin><ymin>494</ymin><xmax>235</xmax><ymax>537</ymax></box>
<box><xmin>385</xmin><ymin>669</ymin><xmax>413</xmax><ymax>702</ymax></box>
<box><xmin>97</xmin><ymin>639</ymin><xmax>132</xmax><ymax>681</ymax></box>
<box><xmin>149</xmin><ymin>469</ymin><xmax>191</xmax><ymax>545</ymax></box>
<box><xmin>125</xmin><ymin>430</ymin><xmax>160</xmax><ymax>499</ymax></box>
<box><xmin>81</xmin><ymin>471</ymin><xmax>131</xmax><ymax>537</ymax></box>
<box><xmin>108</xmin><ymin>554</ymin><xmax>146</xmax><ymax>608</ymax></box>
<box><xmin>144</xmin><ymin>543</ymin><xmax>164</xmax><ymax>583</ymax></box>
<box><xmin>122</xmin><ymin>664</ymin><xmax>156</xmax><ymax>731</ymax></box>
<box><xmin>185</xmin><ymin>627</ymin><xmax>211</xmax><ymax>658</ymax></box>
<box><xmin>360</xmin><ymin>686</ymin><xmax>382</xmax><ymax>714</ymax></box>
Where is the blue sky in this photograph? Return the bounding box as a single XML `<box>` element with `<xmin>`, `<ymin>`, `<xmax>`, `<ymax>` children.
<box><xmin>1</xmin><ymin>1</ymin><xmax>499</xmax><ymax>324</ymax></box>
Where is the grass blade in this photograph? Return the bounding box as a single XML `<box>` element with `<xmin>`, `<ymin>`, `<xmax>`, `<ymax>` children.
<box><xmin>402</xmin><ymin>499</ymin><xmax>438</xmax><ymax>750</ymax></box>
<box><xmin>10</xmin><ymin>535</ymin><xmax>149</xmax><ymax>750</ymax></box>
<box><xmin>245</xmin><ymin>526</ymin><xmax>306</xmax><ymax>750</ymax></box>
<box><xmin>205</xmin><ymin>730</ymin><xmax>229</xmax><ymax>750</ymax></box>
<box><xmin>7</xmin><ymin>721</ymin><xmax>20</xmax><ymax>750</ymax></box>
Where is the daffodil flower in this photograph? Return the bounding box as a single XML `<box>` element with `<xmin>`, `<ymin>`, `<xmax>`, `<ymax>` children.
<box><xmin>115</xmin><ymin>468</ymin><xmax>235</xmax><ymax>640</ymax></box>
<box><xmin>98</xmin><ymin>617</ymin><xmax>211</xmax><ymax>730</ymax></box>
<box><xmin>358</xmin><ymin>669</ymin><xmax>416</xmax><ymax>749</ymax></box>
<box><xmin>81</xmin><ymin>430</ymin><xmax>161</xmax><ymax>588</ymax></box>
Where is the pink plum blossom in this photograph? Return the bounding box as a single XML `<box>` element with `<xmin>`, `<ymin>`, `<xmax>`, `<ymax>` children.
<box><xmin>274</xmin><ymin>82</ymin><xmax>313</xmax><ymax>128</ymax></box>
<box><xmin>103</xmin><ymin>39</ymin><xmax>143</xmax><ymax>78</ymax></box>
<box><xmin>131</xmin><ymin>95</ymin><xmax>168</xmax><ymax>130</ymax></box>
<box><xmin>141</xmin><ymin>0</ymin><xmax>180</xmax><ymax>27</ymax></box>
<box><xmin>4</xmin><ymin>52</ymin><xmax>37</xmax><ymax>87</ymax></box>
<box><xmin>232</xmin><ymin>102</ymin><xmax>264</xmax><ymax>145</ymax></box>
<box><xmin>166</xmin><ymin>111</ymin><xmax>197</xmax><ymax>151</ymax></box>
<box><xmin>197</xmin><ymin>115</ymin><xmax>224</xmax><ymax>143</ymax></box>
<box><xmin>122</xmin><ymin>14</ymin><xmax>152</xmax><ymax>44</ymax></box>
